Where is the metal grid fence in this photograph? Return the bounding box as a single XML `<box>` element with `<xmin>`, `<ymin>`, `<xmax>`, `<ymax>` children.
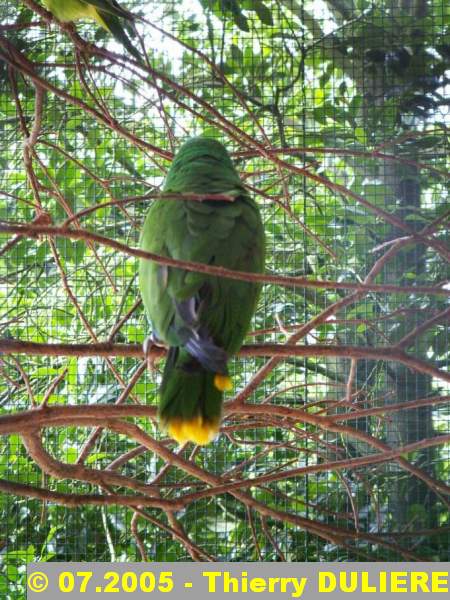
<box><xmin>0</xmin><ymin>0</ymin><xmax>449</xmax><ymax>595</ymax></box>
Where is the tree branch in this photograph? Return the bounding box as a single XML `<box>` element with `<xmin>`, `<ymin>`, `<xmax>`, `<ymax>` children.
<box><xmin>1</xmin><ymin>223</ymin><xmax>447</xmax><ymax>295</ymax></box>
<box><xmin>1</xmin><ymin>339</ymin><xmax>448</xmax><ymax>383</ymax></box>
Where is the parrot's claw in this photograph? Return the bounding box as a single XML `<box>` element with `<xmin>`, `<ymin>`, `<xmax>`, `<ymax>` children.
<box><xmin>143</xmin><ymin>333</ymin><xmax>167</xmax><ymax>351</ymax></box>
<box><xmin>143</xmin><ymin>334</ymin><xmax>167</xmax><ymax>372</ymax></box>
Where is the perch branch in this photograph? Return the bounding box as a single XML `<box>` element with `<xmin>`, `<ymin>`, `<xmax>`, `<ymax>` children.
<box><xmin>1</xmin><ymin>223</ymin><xmax>447</xmax><ymax>295</ymax></box>
<box><xmin>1</xmin><ymin>339</ymin><xmax>448</xmax><ymax>383</ymax></box>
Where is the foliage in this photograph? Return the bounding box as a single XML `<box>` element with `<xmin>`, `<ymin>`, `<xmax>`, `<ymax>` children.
<box><xmin>0</xmin><ymin>0</ymin><xmax>449</xmax><ymax>589</ymax></box>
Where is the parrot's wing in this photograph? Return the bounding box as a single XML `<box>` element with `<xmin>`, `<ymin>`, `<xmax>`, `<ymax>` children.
<box><xmin>161</xmin><ymin>197</ymin><xmax>263</xmax><ymax>350</ymax></box>
<box><xmin>172</xmin><ymin>297</ymin><xmax>229</xmax><ymax>374</ymax></box>
<box><xmin>84</xmin><ymin>0</ymin><xmax>135</xmax><ymax>20</ymax></box>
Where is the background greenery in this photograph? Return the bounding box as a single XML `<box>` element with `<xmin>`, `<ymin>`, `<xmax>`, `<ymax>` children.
<box><xmin>0</xmin><ymin>0</ymin><xmax>449</xmax><ymax>596</ymax></box>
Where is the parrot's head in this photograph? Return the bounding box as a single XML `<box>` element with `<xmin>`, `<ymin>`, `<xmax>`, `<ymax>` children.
<box><xmin>163</xmin><ymin>137</ymin><xmax>245</xmax><ymax>196</ymax></box>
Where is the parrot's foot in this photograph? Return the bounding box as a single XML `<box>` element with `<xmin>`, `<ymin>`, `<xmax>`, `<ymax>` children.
<box><xmin>143</xmin><ymin>334</ymin><xmax>167</xmax><ymax>371</ymax></box>
<box><xmin>143</xmin><ymin>333</ymin><xmax>166</xmax><ymax>353</ymax></box>
<box><xmin>166</xmin><ymin>415</ymin><xmax>220</xmax><ymax>446</ymax></box>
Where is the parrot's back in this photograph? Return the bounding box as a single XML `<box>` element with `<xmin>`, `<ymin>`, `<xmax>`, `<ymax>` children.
<box><xmin>139</xmin><ymin>138</ymin><xmax>265</xmax><ymax>444</ymax></box>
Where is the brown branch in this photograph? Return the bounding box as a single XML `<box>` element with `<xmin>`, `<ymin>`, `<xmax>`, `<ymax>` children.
<box><xmin>9</xmin><ymin>58</ymin><xmax>119</xmax><ymax>296</ymax></box>
<box><xmin>2</xmin><ymin>403</ymin><xmax>449</xmax><ymax>499</ymax></box>
<box><xmin>23</xmin><ymin>83</ymin><xmax>44</xmax><ymax>153</ymax></box>
<box><xmin>106</xmin><ymin>446</ymin><xmax>148</xmax><ymax>472</ymax></box>
<box><xmin>34</xmin><ymin>155</ymin><xmax>118</xmax><ymax>293</ymax></box>
<box><xmin>2</xmin><ymin>339</ymin><xmax>448</xmax><ymax>383</ymax></box>
<box><xmin>61</xmin><ymin>192</ymin><xmax>236</xmax><ymax>227</ymax></box>
<box><xmin>47</xmin><ymin>239</ymin><xmax>141</xmax><ymax>458</ymax></box>
<box><xmin>9</xmin><ymin>356</ymin><xmax>36</xmax><ymax>406</ymax></box>
<box><xmin>75</xmin><ymin>360</ymin><xmax>149</xmax><ymax>465</ymax></box>
<box><xmin>102</xmin><ymin>421</ymin><xmax>427</xmax><ymax>560</ymax></box>
<box><xmin>143</xmin><ymin>443</ymin><xmax>210</xmax><ymax>561</ymax></box>
<box><xmin>129</xmin><ymin>506</ymin><xmax>214</xmax><ymax>561</ymax></box>
<box><xmin>130</xmin><ymin>512</ymin><xmax>148</xmax><ymax>561</ymax></box>
<box><xmin>253</xmin><ymin>183</ymin><xmax>338</xmax><ymax>259</ymax></box>
<box><xmin>0</xmin><ymin>33</ymin><xmax>170</xmax><ymax>159</ymax></box>
<box><xmin>345</xmin><ymin>358</ymin><xmax>358</xmax><ymax>403</ymax></box>
<box><xmin>1</xmin><ymin>223</ymin><xmax>447</xmax><ymax>295</ymax></box>
<box><xmin>97</xmin><ymin>46</ymin><xmax>450</xmax><ymax>262</ymax></box>
<box><xmin>73</xmin><ymin>36</ymin><xmax>449</xmax><ymax>266</ymax></box>
<box><xmin>2</xmin><ymin>28</ymin><xmax>449</xmax><ymax>264</ymax></box>
<box><xmin>176</xmin><ymin>434</ymin><xmax>450</xmax><ymax>503</ymax></box>
<box><xmin>0</xmin><ymin>477</ymin><xmax>179</xmax><ymax>508</ymax></box>
<box><xmin>40</xmin><ymin>368</ymin><xmax>67</xmax><ymax>407</ymax></box>
<box><xmin>0</xmin><ymin>404</ymin><xmax>437</xmax><ymax>559</ymax></box>
<box><xmin>0</xmin><ymin>360</ymin><xmax>21</xmax><ymax>389</ymax></box>
<box><xmin>246</xmin><ymin>507</ymin><xmax>263</xmax><ymax>560</ymax></box>
<box><xmin>260</xmin><ymin>516</ymin><xmax>286</xmax><ymax>561</ymax></box>
<box><xmin>230</xmin><ymin>236</ymin><xmax>446</xmax><ymax>407</ymax></box>
<box><xmin>6</xmin><ymin>1</ymin><xmax>449</xmax><ymax>561</ymax></box>
<box><xmin>21</xmin><ymin>430</ymin><xmax>161</xmax><ymax>498</ymax></box>
<box><xmin>39</xmin><ymin>140</ymin><xmax>139</xmax><ymax>228</ymax></box>
<box><xmin>48</xmin><ymin>400</ymin><xmax>450</xmax><ymax>502</ymax></box>
<box><xmin>7</xmin><ymin>397</ymin><xmax>447</xmax><ymax>437</ymax></box>
<box><xmin>328</xmin><ymin>395</ymin><xmax>450</xmax><ymax>422</ymax></box>
<box><xmin>395</xmin><ymin>305</ymin><xmax>450</xmax><ymax>350</ymax></box>
<box><xmin>227</xmin><ymin>405</ymin><xmax>450</xmax><ymax>501</ymax></box>
<box><xmin>108</xmin><ymin>299</ymin><xmax>142</xmax><ymax>342</ymax></box>
<box><xmin>235</xmin><ymin>147</ymin><xmax>450</xmax><ymax>180</ymax></box>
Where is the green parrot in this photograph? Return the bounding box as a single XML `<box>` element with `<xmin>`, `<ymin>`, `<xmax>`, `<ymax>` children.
<box><xmin>42</xmin><ymin>0</ymin><xmax>142</xmax><ymax>62</ymax></box>
<box><xmin>139</xmin><ymin>138</ymin><xmax>265</xmax><ymax>445</ymax></box>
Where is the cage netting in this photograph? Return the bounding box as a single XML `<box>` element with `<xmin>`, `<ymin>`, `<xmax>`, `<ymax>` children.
<box><xmin>0</xmin><ymin>0</ymin><xmax>449</xmax><ymax>594</ymax></box>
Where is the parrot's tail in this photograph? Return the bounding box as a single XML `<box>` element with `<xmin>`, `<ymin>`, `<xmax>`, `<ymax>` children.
<box><xmin>94</xmin><ymin>10</ymin><xmax>143</xmax><ymax>62</ymax></box>
<box><xmin>158</xmin><ymin>347</ymin><xmax>232</xmax><ymax>445</ymax></box>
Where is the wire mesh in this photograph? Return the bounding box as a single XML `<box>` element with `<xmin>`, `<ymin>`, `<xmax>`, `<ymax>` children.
<box><xmin>0</xmin><ymin>0</ymin><xmax>449</xmax><ymax>595</ymax></box>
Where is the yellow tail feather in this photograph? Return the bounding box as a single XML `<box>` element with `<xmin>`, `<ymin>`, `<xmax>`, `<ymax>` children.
<box><xmin>167</xmin><ymin>416</ymin><xmax>219</xmax><ymax>445</ymax></box>
<box><xmin>214</xmin><ymin>374</ymin><xmax>233</xmax><ymax>392</ymax></box>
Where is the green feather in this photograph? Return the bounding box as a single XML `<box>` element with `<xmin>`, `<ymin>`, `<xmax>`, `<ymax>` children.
<box><xmin>139</xmin><ymin>138</ymin><xmax>265</xmax><ymax>444</ymax></box>
<box><xmin>42</xmin><ymin>0</ymin><xmax>142</xmax><ymax>62</ymax></box>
